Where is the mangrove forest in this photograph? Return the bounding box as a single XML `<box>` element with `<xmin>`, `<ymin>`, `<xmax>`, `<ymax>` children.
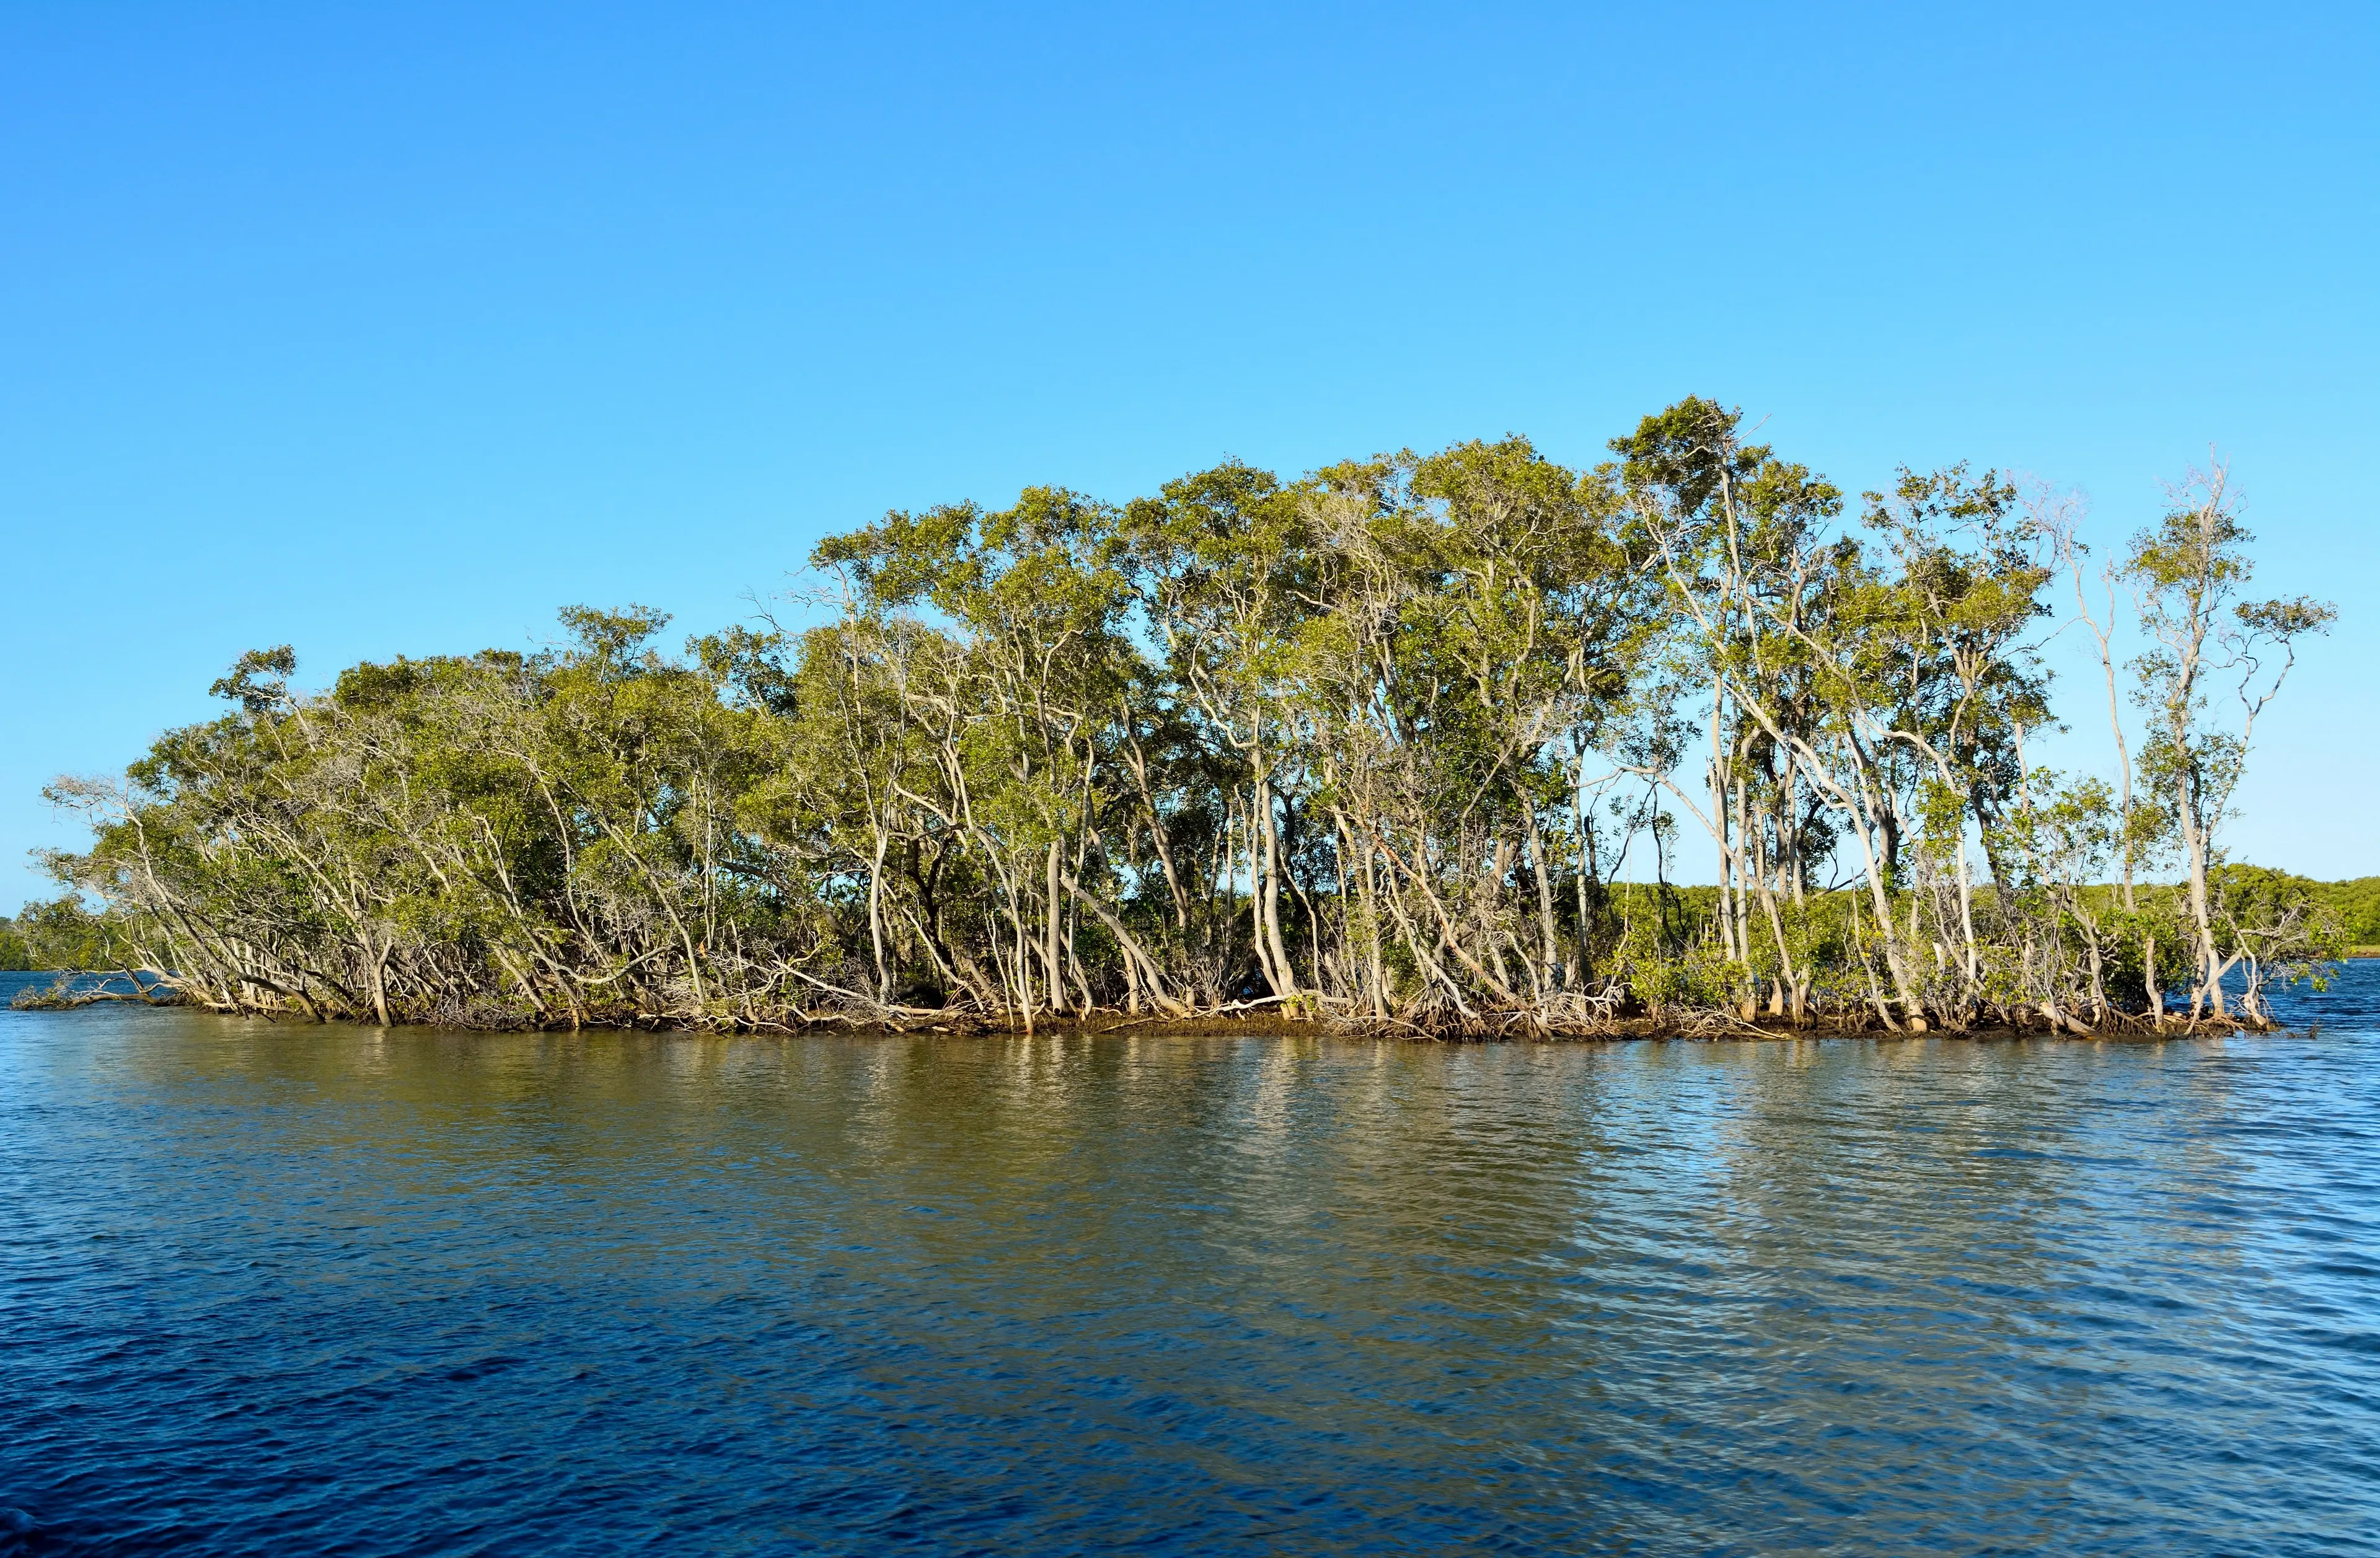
<box><xmin>21</xmin><ymin>398</ymin><xmax>2347</xmax><ymax>1034</ymax></box>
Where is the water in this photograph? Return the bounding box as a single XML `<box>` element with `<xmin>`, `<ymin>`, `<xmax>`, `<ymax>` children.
<box><xmin>2</xmin><ymin>969</ymin><xmax>2376</xmax><ymax>1556</ymax></box>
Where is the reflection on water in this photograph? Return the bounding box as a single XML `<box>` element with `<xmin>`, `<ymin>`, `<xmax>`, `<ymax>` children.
<box><xmin>2</xmin><ymin>969</ymin><xmax>2376</xmax><ymax>1555</ymax></box>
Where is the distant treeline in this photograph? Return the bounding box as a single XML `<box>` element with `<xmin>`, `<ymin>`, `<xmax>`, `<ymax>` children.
<box><xmin>2319</xmin><ymin>878</ymin><xmax>2380</xmax><ymax>949</ymax></box>
<box><xmin>0</xmin><ymin>899</ymin><xmax>120</xmax><ymax>973</ymax></box>
<box><xmin>20</xmin><ymin>400</ymin><xmax>2343</xmax><ymax>1032</ymax></box>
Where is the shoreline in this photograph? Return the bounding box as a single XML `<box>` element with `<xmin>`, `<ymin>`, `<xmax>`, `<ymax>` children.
<box><xmin>7</xmin><ymin>980</ymin><xmax>2309</xmax><ymax>1042</ymax></box>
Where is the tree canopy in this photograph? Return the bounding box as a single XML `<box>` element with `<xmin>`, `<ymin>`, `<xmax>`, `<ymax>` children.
<box><xmin>20</xmin><ymin>403</ymin><xmax>2341</xmax><ymax>1032</ymax></box>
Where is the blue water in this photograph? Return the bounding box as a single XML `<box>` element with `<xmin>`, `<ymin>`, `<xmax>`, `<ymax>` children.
<box><xmin>2</xmin><ymin>967</ymin><xmax>2376</xmax><ymax>1555</ymax></box>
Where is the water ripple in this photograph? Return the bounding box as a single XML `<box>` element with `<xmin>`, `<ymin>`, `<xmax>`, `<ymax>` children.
<box><xmin>0</xmin><ymin>967</ymin><xmax>2376</xmax><ymax>1554</ymax></box>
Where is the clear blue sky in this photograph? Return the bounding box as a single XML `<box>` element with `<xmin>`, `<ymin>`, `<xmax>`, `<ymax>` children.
<box><xmin>3</xmin><ymin>1</ymin><xmax>2374</xmax><ymax>905</ymax></box>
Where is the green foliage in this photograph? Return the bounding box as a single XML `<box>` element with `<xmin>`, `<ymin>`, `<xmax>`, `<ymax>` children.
<box><xmin>32</xmin><ymin>403</ymin><xmax>2336</xmax><ymax>1032</ymax></box>
<box><xmin>1</xmin><ymin>897</ymin><xmax>121</xmax><ymax>970</ymax></box>
<box><xmin>2301</xmin><ymin>878</ymin><xmax>2380</xmax><ymax>947</ymax></box>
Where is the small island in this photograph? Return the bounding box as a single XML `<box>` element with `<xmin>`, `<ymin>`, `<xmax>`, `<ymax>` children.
<box><xmin>19</xmin><ymin>401</ymin><xmax>2350</xmax><ymax>1036</ymax></box>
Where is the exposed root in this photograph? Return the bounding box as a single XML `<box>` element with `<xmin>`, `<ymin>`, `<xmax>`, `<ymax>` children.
<box><xmin>9</xmin><ymin>971</ymin><xmax>2301</xmax><ymax>1042</ymax></box>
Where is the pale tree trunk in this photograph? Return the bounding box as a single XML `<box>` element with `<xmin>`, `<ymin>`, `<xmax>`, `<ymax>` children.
<box><xmin>1256</xmin><ymin>768</ymin><xmax>1297</xmax><ymax>999</ymax></box>
<box><xmin>1045</xmin><ymin>840</ymin><xmax>1066</xmax><ymax>1012</ymax></box>
<box><xmin>1525</xmin><ymin>809</ymin><xmax>1561</xmax><ymax>994</ymax></box>
<box><xmin>870</xmin><ymin>824</ymin><xmax>892</xmax><ymax>1003</ymax></box>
